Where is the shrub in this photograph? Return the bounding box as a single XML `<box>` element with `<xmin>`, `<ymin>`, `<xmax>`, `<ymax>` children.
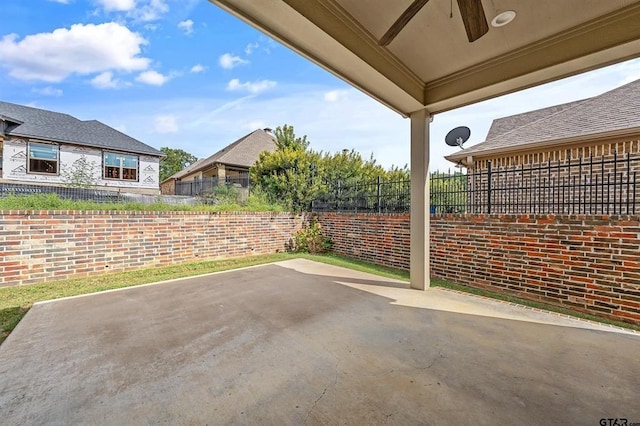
<box><xmin>292</xmin><ymin>218</ymin><xmax>332</xmax><ymax>254</ymax></box>
<box><xmin>0</xmin><ymin>192</ymin><xmax>286</xmax><ymax>212</ymax></box>
<box><xmin>198</xmin><ymin>184</ymin><xmax>240</xmax><ymax>205</ymax></box>
<box><xmin>61</xmin><ymin>155</ymin><xmax>99</xmax><ymax>188</ymax></box>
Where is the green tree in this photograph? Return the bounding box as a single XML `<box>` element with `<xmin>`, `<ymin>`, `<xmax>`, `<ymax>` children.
<box><xmin>430</xmin><ymin>170</ymin><xmax>467</xmax><ymax>212</ymax></box>
<box><xmin>159</xmin><ymin>147</ymin><xmax>198</xmax><ymax>181</ymax></box>
<box><xmin>252</xmin><ymin>124</ymin><xmax>417</xmax><ymax>211</ymax></box>
<box><xmin>61</xmin><ymin>155</ymin><xmax>99</xmax><ymax>189</ymax></box>
<box><xmin>251</xmin><ymin>125</ymin><xmax>326</xmax><ymax>211</ymax></box>
<box><xmin>320</xmin><ymin>150</ymin><xmax>386</xmax><ymax>186</ymax></box>
<box><xmin>274</xmin><ymin>124</ymin><xmax>309</xmax><ymax>151</ymax></box>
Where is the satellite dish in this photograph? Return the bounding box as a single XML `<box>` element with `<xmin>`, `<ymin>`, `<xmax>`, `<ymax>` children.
<box><xmin>445</xmin><ymin>126</ymin><xmax>471</xmax><ymax>149</ymax></box>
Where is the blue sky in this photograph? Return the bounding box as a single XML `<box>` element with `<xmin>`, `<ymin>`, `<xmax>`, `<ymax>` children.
<box><xmin>1</xmin><ymin>0</ymin><xmax>639</xmax><ymax>172</ymax></box>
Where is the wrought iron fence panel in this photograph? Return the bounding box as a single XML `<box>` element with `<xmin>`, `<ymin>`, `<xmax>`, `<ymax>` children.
<box><xmin>312</xmin><ymin>152</ymin><xmax>639</xmax><ymax>214</ymax></box>
<box><xmin>0</xmin><ymin>182</ymin><xmax>124</xmax><ymax>203</ymax></box>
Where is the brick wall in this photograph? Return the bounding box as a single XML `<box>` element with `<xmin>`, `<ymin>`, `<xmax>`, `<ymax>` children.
<box><xmin>0</xmin><ymin>211</ymin><xmax>304</xmax><ymax>286</ymax></box>
<box><xmin>3</xmin><ymin>209</ymin><xmax>639</xmax><ymax>325</ymax></box>
<box><xmin>318</xmin><ymin>212</ymin><xmax>640</xmax><ymax>325</ymax></box>
<box><xmin>318</xmin><ymin>213</ymin><xmax>410</xmax><ymax>270</ymax></box>
<box><xmin>472</xmin><ymin>139</ymin><xmax>640</xmax><ymax>170</ymax></box>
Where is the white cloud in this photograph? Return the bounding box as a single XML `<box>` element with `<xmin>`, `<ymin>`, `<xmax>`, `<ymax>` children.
<box><xmin>177</xmin><ymin>19</ymin><xmax>194</xmax><ymax>35</ymax></box>
<box><xmin>0</xmin><ymin>23</ymin><xmax>149</xmax><ymax>83</ymax></box>
<box><xmin>226</xmin><ymin>78</ymin><xmax>276</xmax><ymax>94</ymax></box>
<box><xmin>218</xmin><ymin>53</ymin><xmax>248</xmax><ymax>70</ymax></box>
<box><xmin>245</xmin><ymin>120</ymin><xmax>267</xmax><ymax>131</ymax></box>
<box><xmin>244</xmin><ymin>42</ymin><xmax>259</xmax><ymax>55</ymax></box>
<box><xmin>260</xmin><ymin>37</ymin><xmax>278</xmax><ymax>54</ymax></box>
<box><xmin>97</xmin><ymin>0</ymin><xmax>135</xmax><ymax>11</ymax></box>
<box><xmin>48</xmin><ymin>0</ymin><xmax>71</xmax><ymax>4</ymax></box>
<box><xmin>31</xmin><ymin>86</ymin><xmax>63</xmax><ymax>96</ymax></box>
<box><xmin>618</xmin><ymin>59</ymin><xmax>640</xmax><ymax>85</ymax></box>
<box><xmin>90</xmin><ymin>71</ymin><xmax>124</xmax><ymax>89</ymax></box>
<box><xmin>136</xmin><ymin>70</ymin><xmax>171</xmax><ymax>86</ymax></box>
<box><xmin>190</xmin><ymin>64</ymin><xmax>205</xmax><ymax>73</ymax></box>
<box><xmin>323</xmin><ymin>89</ymin><xmax>350</xmax><ymax>102</ymax></box>
<box><xmin>154</xmin><ymin>115</ymin><xmax>178</xmax><ymax>133</ymax></box>
<box><xmin>131</xmin><ymin>0</ymin><xmax>169</xmax><ymax>22</ymax></box>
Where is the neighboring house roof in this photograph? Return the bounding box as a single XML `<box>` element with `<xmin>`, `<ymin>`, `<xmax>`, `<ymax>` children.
<box><xmin>169</xmin><ymin>158</ymin><xmax>209</xmax><ymax>180</ymax></box>
<box><xmin>446</xmin><ymin>78</ymin><xmax>640</xmax><ymax>163</ymax></box>
<box><xmin>165</xmin><ymin>129</ymin><xmax>277</xmax><ymax>181</ymax></box>
<box><xmin>0</xmin><ymin>101</ymin><xmax>163</xmax><ymax>157</ymax></box>
<box><xmin>484</xmin><ymin>99</ymin><xmax>586</xmax><ymax>141</ymax></box>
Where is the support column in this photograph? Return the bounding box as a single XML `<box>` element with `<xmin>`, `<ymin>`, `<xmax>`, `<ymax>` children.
<box><xmin>410</xmin><ymin>109</ymin><xmax>430</xmax><ymax>290</ymax></box>
<box><xmin>217</xmin><ymin>164</ymin><xmax>226</xmax><ymax>186</ymax></box>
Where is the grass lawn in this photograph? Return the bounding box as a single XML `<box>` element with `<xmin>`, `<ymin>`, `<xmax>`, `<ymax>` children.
<box><xmin>1</xmin><ymin>253</ymin><xmax>638</xmax><ymax>345</ymax></box>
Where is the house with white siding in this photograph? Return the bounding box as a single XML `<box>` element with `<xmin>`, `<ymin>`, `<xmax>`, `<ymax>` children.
<box><xmin>0</xmin><ymin>101</ymin><xmax>164</xmax><ymax>195</ymax></box>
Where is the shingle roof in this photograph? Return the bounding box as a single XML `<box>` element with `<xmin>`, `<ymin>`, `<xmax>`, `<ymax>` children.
<box><xmin>167</xmin><ymin>129</ymin><xmax>277</xmax><ymax>180</ymax></box>
<box><xmin>169</xmin><ymin>158</ymin><xmax>209</xmax><ymax>180</ymax></box>
<box><xmin>0</xmin><ymin>101</ymin><xmax>163</xmax><ymax>157</ymax></box>
<box><xmin>447</xmin><ymin>78</ymin><xmax>640</xmax><ymax>162</ymax></box>
<box><xmin>484</xmin><ymin>99</ymin><xmax>586</xmax><ymax>141</ymax></box>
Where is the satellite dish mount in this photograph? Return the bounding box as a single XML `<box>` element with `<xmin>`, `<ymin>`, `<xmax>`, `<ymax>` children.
<box><xmin>445</xmin><ymin>126</ymin><xmax>471</xmax><ymax>149</ymax></box>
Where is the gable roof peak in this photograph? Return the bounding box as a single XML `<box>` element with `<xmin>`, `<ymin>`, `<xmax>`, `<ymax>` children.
<box><xmin>165</xmin><ymin>128</ymin><xmax>277</xmax><ymax>180</ymax></box>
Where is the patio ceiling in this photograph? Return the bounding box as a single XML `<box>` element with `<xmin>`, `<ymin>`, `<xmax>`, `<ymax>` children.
<box><xmin>209</xmin><ymin>0</ymin><xmax>640</xmax><ymax>116</ymax></box>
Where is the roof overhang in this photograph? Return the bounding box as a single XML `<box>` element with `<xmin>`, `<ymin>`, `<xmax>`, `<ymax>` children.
<box><xmin>209</xmin><ymin>0</ymin><xmax>640</xmax><ymax>116</ymax></box>
<box><xmin>0</xmin><ymin>114</ymin><xmax>24</xmax><ymax>125</ymax></box>
<box><xmin>446</xmin><ymin>127</ymin><xmax>640</xmax><ymax>164</ymax></box>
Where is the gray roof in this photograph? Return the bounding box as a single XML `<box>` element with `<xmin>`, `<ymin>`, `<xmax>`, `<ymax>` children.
<box><xmin>484</xmin><ymin>99</ymin><xmax>586</xmax><ymax>141</ymax></box>
<box><xmin>447</xmin><ymin>78</ymin><xmax>640</xmax><ymax>161</ymax></box>
<box><xmin>168</xmin><ymin>129</ymin><xmax>277</xmax><ymax>180</ymax></box>
<box><xmin>169</xmin><ymin>158</ymin><xmax>209</xmax><ymax>180</ymax></box>
<box><xmin>0</xmin><ymin>101</ymin><xmax>163</xmax><ymax>157</ymax></box>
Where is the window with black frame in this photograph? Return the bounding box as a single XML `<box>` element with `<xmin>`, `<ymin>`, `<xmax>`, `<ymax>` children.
<box><xmin>28</xmin><ymin>142</ymin><xmax>59</xmax><ymax>174</ymax></box>
<box><xmin>104</xmin><ymin>152</ymin><xmax>138</xmax><ymax>181</ymax></box>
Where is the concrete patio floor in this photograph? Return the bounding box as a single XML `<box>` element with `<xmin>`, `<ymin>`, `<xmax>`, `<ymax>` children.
<box><xmin>1</xmin><ymin>259</ymin><xmax>639</xmax><ymax>425</ymax></box>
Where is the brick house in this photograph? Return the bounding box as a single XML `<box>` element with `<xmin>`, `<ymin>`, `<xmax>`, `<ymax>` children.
<box><xmin>161</xmin><ymin>128</ymin><xmax>276</xmax><ymax>195</ymax></box>
<box><xmin>0</xmin><ymin>101</ymin><xmax>164</xmax><ymax>195</ymax></box>
<box><xmin>445</xmin><ymin>78</ymin><xmax>640</xmax><ymax>213</ymax></box>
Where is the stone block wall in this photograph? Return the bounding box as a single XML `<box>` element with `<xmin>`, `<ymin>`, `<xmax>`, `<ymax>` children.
<box><xmin>318</xmin><ymin>212</ymin><xmax>640</xmax><ymax>325</ymax></box>
<box><xmin>0</xmin><ymin>211</ymin><xmax>304</xmax><ymax>286</ymax></box>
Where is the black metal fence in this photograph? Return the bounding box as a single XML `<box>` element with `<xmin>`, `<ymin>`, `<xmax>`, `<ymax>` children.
<box><xmin>312</xmin><ymin>153</ymin><xmax>640</xmax><ymax>214</ymax></box>
<box><xmin>0</xmin><ymin>182</ymin><xmax>196</xmax><ymax>205</ymax></box>
<box><xmin>469</xmin><ymin>152</ymin><xmax>638</xmax><ymax>214</ymax></box>
<box><xmin>175</xmin><ymin>174</ymin><xmax>250</xmax><ymax>196</ymax></box>
<box><xmin>312</xmin><ymin>176</ymin><xmax>411</xmax><ymax>213</ymax></box>
<box><xmin>0</xmin><ymin>182</ymin><xmax>124</xmax><ymax>203</ymax></box>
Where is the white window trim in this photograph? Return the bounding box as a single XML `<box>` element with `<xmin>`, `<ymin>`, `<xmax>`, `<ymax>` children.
<box><xmin>103</xmin><ymin>151</ymin><xmax>139</xmax><ymax>182</ymax></box>
<box><xmin>27</xmin><ymin>141</ymin><xmax>59</xmax><ymax>175</ymax></box>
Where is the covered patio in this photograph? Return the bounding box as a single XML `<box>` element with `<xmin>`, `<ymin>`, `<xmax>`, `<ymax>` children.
<box><xmin>1</xmin><ymin>259</ymin><xmax>638</xmax><ymax>423</ymax></box>
<box><xmin>2</xmin><ymin>2</ymin><xmax>640</xmax><ymax>422</ymax></box>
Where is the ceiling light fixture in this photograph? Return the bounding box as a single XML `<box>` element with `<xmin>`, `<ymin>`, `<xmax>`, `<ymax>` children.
<box><xmin>491</xmin><ymin>10</ymin><xmax>516</xmax><ymax>27</ymax></box>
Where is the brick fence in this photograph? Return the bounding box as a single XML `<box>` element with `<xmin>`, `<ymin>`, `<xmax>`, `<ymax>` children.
<box><xmin>2</xmin><ymin>209</ymin><xmax>639</xmax><ymax>325</ymax></box>
<box><xmin>0</xmin><ymin>211</ymin><xmax>304</xmax><ymax>286</ymax></box>
<box><xmin>317</xmin><ymin>212</ymin><xmax>640</xmax><ymax>325</ymax></box>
